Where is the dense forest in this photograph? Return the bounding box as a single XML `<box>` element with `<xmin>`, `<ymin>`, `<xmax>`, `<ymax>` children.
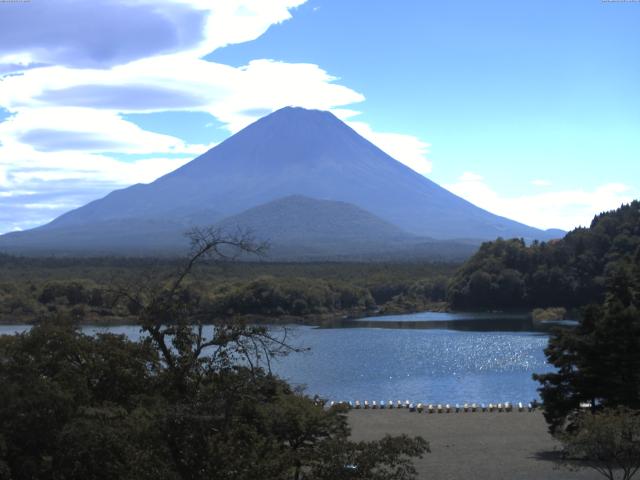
<box><xmin>0</xmin><ymin>256</ymin><xmax>454</xmax><ymax>324</ymax></box>
<box><xmin>448</xmin><ymin>201</ymin><xmax>640</xmax><ymax>310</ymax></box>
<box><xmin>3</xmin><ymin>202</ymin><xmax>639</xmax><ymax>324</ymax></box>
<box><xmin>0</xmin><ymin>230</ymin><xmax>428</xmax><ymax>479</ymax></box>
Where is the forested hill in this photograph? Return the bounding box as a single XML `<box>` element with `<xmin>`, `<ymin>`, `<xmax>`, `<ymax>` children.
<box><xmin>448</xmin><ymin>201</ymin><xmax>640</xmax><ymax>309</ymax></box>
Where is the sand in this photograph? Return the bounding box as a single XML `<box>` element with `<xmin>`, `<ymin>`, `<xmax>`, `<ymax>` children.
<box><xmin>348</xmin><ymin>409</ymin><xmax>602</xmax><ymax>480</ymax></box>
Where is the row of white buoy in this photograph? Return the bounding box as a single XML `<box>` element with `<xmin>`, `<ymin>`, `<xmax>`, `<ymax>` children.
<box><xmin>328</xmin><ymin>400</ymin><xmax>536</xmax><ymax>413</ymax></box>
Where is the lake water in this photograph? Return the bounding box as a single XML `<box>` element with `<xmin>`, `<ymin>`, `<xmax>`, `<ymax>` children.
<box><xmin>0</xmin><ymin>311</ymin><xmax>556</xmax><ymax>404</ymax></box>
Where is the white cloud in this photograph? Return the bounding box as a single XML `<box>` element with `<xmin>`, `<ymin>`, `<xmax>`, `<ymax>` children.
<box><xmin>347</xmin><ymin>121</ymin><xmax>432</xmax><ymax>174</ymax></box>
<box><xmin>459</xmin><ymin>171</ymin><xmax>484</xmax><ymax>183</ymax></box>
<box><xmin>1</xmin><ymin>148</ymin><xmax>192</xmax><ymax>187</ymax></box>
<box><xmin>0</xmin><ymin>107</ymin><xmax>208</xmax><ymax>154</ymax></box>
<box><xmin>0</xmin><ymin>0</ymin><xmax>433</xmax><ymax>233</ymax></box>
<box><xmin>198</xmin><ymin>0</ymin><xmax>307</xmax><ymax>55</ymax></box>
<box><xmin>0</xmin><ymin>165</ymin><xmax>8</xmax><ymax>187</ymax></box>
<box><xmin>22</xmin><ymin>203</ymin><xmax>77</xmax><ymax>210</ymax></box>
<box><xmin>445</xmin><ymin>172</ymin><xmax>635</xmax><ymax>231</ymax></box>
<box><xmin>531</xmin><ymin>179</ymin><xmax>552</xmax><ymax>187</ymax></box>
<box><xmin>200</xmin><ymin>59</ymin><xmax>366</xmax><ymax>133</ymax></box>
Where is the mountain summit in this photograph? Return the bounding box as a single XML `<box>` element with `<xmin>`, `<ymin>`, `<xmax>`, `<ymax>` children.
<box><xmin>0</xmin><ymin>107</ymin><xmax>560</xmax><ymax>256</ymax></box>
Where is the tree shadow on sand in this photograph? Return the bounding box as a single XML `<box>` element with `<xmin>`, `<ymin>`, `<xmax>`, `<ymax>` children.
<box><xmin>532</xmin><ymin>449</ymin><xmax>618</xmax><ymax>479</ymax></box>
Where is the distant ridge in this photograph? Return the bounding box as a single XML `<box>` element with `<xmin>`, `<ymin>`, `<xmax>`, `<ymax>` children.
<box><xmin>212</xmin><ymin>195</ymin><xmax>477</xmax><ymax>260</ymax></box>
<box><xmin>0</xmin><ymin>107</ymin><xmax>563</xmax><ymax>258</ymax></box>
<box><xmin>216</xmin><ymin>195</ymin><xmax>410</xmax><ymax>245</ymax></box>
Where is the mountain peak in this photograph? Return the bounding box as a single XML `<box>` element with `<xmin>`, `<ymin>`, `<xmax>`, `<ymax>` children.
<box><xmin>267</xmin><ymin>105</ymin><xmax>337</xmax><ymax>120</ymax></box>
<box><xmin>0</xmin><ymin>107</ymin><xmax>561</xmax><ymax>256</ymax></box>
<box><xmin>235</xmin><ymin>105</ymin><xmax>345</xmax><ymax>141</ymax></box>
<box><xmin>272</xmin><ymin>105</ymin><xmax>330</xmax><ymax>115</ymax></box>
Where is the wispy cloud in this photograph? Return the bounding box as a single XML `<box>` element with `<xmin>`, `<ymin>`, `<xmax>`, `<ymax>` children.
<box><xmin>531</xmin><ymin>179</ymin><xmax>552</xmax><ymax>187</ymax></box>
<box><xmin>347</xmin><ymin>121</ymin><xmax>432</xmax><ymax>175</ymax></box>
<box><xmin>0</xmin><ymin>0</ymin><xmax>432</xmax><ymax>233</ymax></box>
<box><xmin>445</xmin><ymin>172</ymin><xmax>635</xmax><ymax>231</ymax></box>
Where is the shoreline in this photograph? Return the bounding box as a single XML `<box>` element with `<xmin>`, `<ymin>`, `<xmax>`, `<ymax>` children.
<box><xmin>0</xmin><ymin>305</ymin><xmax>447</xmax><ymax>327</ymax></box>
<box><xmin>1</xmin><ymin>303</ymin><xmax>544</xmax><ymax>327</ymax></box>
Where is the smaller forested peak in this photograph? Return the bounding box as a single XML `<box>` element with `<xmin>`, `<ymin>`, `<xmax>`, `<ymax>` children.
<box><xmin>449</xmin><ymin>201</ymin><xmax>640</xmax><ymax>310</ymax></box>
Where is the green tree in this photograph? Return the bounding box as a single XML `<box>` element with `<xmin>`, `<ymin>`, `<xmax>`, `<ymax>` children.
<box><xmin>0</xmin><ymin>228</ymin><xmax>429</xmax><ymax>480</ymax></box>
<box><xmin>449</xmin><ymin>201</ymin><xmax>640</xmax><ymax>310</ymax></box>
<box><xmin>534</xmin><ymin>260</ymin><xmax>640</xmax><ymax>433</ymax></box>
<box><xmin>559</xmin><ymin>407</ymin><xmax>640</xmax><ymax>480</ymax></box>
<box><xmin>0</xmin><ymin>319</ymin><xmax>162</xmax><ymax>480</ymax></box>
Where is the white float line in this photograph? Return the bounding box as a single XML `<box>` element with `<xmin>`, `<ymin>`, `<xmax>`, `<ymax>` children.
<box><xmin>325</xmin><ymin>400</ymin><xmax>537</xmax><ymax>412</ymax></box>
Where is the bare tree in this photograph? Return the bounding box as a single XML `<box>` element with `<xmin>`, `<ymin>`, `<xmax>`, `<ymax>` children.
<box><xmin>110</xmin><ymin>227</ymin><xmax>301</xmax><ymax>394</ymax></box>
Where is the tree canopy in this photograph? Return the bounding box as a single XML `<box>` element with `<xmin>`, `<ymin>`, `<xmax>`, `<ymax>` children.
<box><xmin>0</xmin><ymin>228</ymin><xmax>428</xmax><ymax>480</ymax></box>
<box><xmin>448</xmin><ymin>201</ymin><xmax>640</xmax><ymax>309</ymax></box>
<box><xmin>533</xmin><ymin>244</ymin><xmax>640</xmax><ymax>433</ymax></box>
<box><xmin>558</xmin><ymin>407</ymin><xmax>640</xmax><ymax>480</ymax></box>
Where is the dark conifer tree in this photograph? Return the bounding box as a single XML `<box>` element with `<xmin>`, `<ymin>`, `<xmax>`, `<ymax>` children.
<box><xmin>534</xmin><ymin>261</ymin><xmax>640</xmax><ymax>433</ymax></box>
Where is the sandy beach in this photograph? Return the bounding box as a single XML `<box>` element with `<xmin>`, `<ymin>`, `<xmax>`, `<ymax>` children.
<box><xmin>349</xmin><ymin>409</ymin><xmax>601</xmax><ymax>480</ymax></box>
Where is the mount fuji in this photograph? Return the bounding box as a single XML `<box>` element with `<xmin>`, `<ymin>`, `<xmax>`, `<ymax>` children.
<box><xmin>0</xmin><ymin>107</ymin><xmax>561</xmax><ymax>258</ymax></box>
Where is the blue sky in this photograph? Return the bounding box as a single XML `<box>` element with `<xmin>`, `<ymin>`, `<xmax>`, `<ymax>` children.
<box><xmin>208</xmin><ymin>0</ymin><xmax>640</xmax><ymax>192</ymax></box>
<box><xmin>0</xmin><ymin>0</ymin><xmax>638</xmax><ymax>233</ymax></box>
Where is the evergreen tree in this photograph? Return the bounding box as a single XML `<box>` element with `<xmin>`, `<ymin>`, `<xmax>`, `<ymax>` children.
<box><xmin>449</xmin><ymin>201</ymin><xmax>640</xmax><ymax>310</ymax></box>
<box><xmin>534</xmin><ymin>259</ymin><xmax>640</xmax><ymax>433</ymax></box>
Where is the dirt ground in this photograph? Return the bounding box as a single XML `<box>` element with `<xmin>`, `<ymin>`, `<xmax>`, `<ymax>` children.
<box><xmin>348</xmin><ymin>409</ymin><xmax>602</xmax><ymax>480</ymax></box>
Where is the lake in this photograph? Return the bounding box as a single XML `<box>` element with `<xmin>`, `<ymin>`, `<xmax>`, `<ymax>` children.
<box><xmin>0</xmin><ymin>311</ymin><xmax>557</xmax><ymax>404</ymax></box>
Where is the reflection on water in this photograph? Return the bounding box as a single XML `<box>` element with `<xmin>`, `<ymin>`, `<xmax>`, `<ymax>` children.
<box><xmin>326</xmin><ymin>310</ymin><xmax>577</xmax><ymax>333</ymax></box>
<box><xmin>355</xmin><ymin>311</ymin><xmax>529</xmax><ymax>322</ymax></box>
<box><xmin>0</xmin><ymin>311</ymin><xmax>568</xmax><ymax>403</ymax></box>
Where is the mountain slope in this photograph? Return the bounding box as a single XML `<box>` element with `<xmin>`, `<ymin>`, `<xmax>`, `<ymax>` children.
<box><xmin>211</xmin><ymin>195</ymin><xmax>477</xmax><ymax>260</ymax></box>
<box><xmin>216</xmin><ymin>195</ymin><xmax>410</xmax><ymax>246</ymax></box>
<box><xmin>0</xmin><ymin>195</ymin><xmax>478</xmax><ymax>260</ymax></box>
<box><xmin>0</xmin><ymin>107</ymin><xmax>560</xmax><ymax>256</ymax></box>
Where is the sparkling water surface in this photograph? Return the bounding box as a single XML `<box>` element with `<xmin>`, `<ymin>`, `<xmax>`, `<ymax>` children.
<box><xmin>274</xmin><ymin>326</ymin><xmax>551</xmax><ymax>404</ymax></box>
<box><xmin>0</xmin><ymin>313</ymin><xmax>553</xmax><ymax>404</ymax></box>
